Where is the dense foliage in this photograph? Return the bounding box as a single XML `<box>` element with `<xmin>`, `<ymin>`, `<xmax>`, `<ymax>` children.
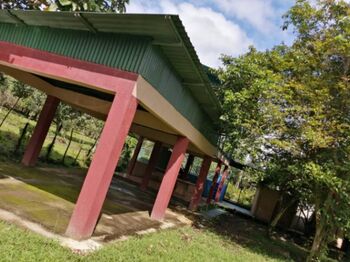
<box><xmin>218</xmin><ymin>0</ymin><xmax>350</xmax><ymax>260</ymax></box>
<box><xmin>0</xmin><ymin>0</ymin><xmax>129</xmax><ymax>12</ymax></box>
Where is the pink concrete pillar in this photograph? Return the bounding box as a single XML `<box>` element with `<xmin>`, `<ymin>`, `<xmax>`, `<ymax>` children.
<box><xmin>207</xmin><ymin>161</ymin><xmax>222</xmax><ymax>204</ymax></box>
<box><xmin>189</xmin><ymin>156</ymin><xmax>212</xmax><ymax>211</ymax></box>
<box><xmin>141</xmin><ymin>141</ymin><xmax>162</xmax><ymax>190</ymax></box>
<box><xmin>151</xmin><ymin>136</ymin><xmax>189</xmax><ymax>220</ymax></box>
<box><xmin>215</xmin><ymin>166</ymin><xmax>229</xmax><ymax>202</ymax></box>
<box><xmin>66</xmin><ymin>90</ymin><xmax>137</xmax><ymax>240</ymax></box>
<box><xmin>22</xmin><ymin>95</ymin><xmax>60</xmax><ymax>166</ymax></box>
<box><xmin>126</xmin><ymin>136</ymin><xmax>144</xmax><ymax>175</ymax></box>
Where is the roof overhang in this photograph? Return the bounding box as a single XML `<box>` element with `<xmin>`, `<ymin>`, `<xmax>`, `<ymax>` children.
<box><xmin>0</xmin><ymin>10</ymin><xmax>222</xmax><ymax>122</ymax></box>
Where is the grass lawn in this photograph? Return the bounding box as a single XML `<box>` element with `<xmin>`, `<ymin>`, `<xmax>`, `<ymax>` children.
<box><xmin>0</xmin><ymin>107</ymin><xmax>135</xmax><ymax>171</ymax></box>
<box><xmin>0</xmin><ymin>108</ymin><xmax>95</xmax><ymax>166</ymax></box>
<box><xmin>0</xmin><ymin>217</ymin><xmax>307</xmax><ymax>262</ymax></box>
<box><xmin>0</xmin><ymin>107</ymin><xmax>338</xmax><ymax>262</ymax></box>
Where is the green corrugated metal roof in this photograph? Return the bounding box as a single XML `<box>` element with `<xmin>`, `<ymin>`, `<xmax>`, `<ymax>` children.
<box><xmin>0</xmin><ymin>10</ymin><xmax>221</xmax><ymax>120</ymax></box>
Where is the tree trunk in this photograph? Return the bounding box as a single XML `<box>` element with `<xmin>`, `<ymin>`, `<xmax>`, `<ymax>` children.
<box><xmin>13</xmin><ymin>122</ymin><xmax>29</xmax><ymax>155</ymax></box>
<box><xmin>85</xmin><ymin>138</ymin><xmax>98</xmax><ymax>162</ymax></box>
<box><xmin>46</xmin><ymin>123</ymin><xmax>62</xmax><ymax>161</ymax></box>
<box><xmin>235</xmin><ymin>171</ymin><xmax>243</xmax><ymax>188</ymax></box>
<box><xmin>307</xmin><ymin>191</ymin><xmax>334</xmax><ymax>262</ymax></box>
<box><xmin>268</xmin><ymin>197</ymin><xmax>296</xmax><ymax>236</ymax></box>
<box><xmin>307</xmin><ymin>215</ymin><xmax>326</xmax><ymax>262</ymax></box>
<box><xmin>237</xmin><ymin>188</ymin><xmax>243</xmax><ymax>202</ymax></box>
<box><xmin>61</xmin><ymin>128</ymin><xmax>74</xmax><ymax>164</ymax></box>
<box><xmin>73</xmin><ymin>146</ymin><xmax>83</xmax><ymax>166</ymax></box>
<box><xmin>0</xmin><ymin>97</ymin><xmax>20</xmax><ymax>128</ymax></box>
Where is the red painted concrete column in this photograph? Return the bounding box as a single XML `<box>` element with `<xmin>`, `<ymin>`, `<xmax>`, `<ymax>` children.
<box><xmin>189</xmin><ymin>156</ymin><xmax>212</xmax><ymax>211</ymax></box>
<box><xmin>66</xmin><ymin>90</ymin><xmax>137</xmax><ymax>240</ymax></box>
<box><xmin>207</xmin><ymin>161</ymin><xmax>222</xmax><ymax>204</ymax></box>
<box><xmin>215</xmin><ymin>166</ymin><xmax>229</xmax><ymax>202</ymax></box>
<box><xmin>22</xmin><ymin>95</ymin><xmax>60</xmax><ymax>166</ymax></box>
<box><xmin>151</xmin><ymin>136</ymin><xmax>189</xmax><ymax>220</ymax></box>
<box><xmin>141</xmin><ymin>141</ymin><xmax>162</xmax><ymax>191</ymax></box>
<box><xmin>126</xmin><ymin>136</ymin><xmax>144</xmax><ymax>175</ymax></box>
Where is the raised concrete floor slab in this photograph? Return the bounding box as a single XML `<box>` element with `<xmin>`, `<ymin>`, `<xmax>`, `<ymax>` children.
<box><xmin>0</xmin><ymin>161</ymin><xmax>191</xmax><ymax>248</ymax></box>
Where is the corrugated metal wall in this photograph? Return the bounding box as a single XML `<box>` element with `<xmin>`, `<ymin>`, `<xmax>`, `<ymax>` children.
<box><xmin>0</xmin><ymin>23</ymin><xmax>149</xmax><ymax>72</ymax></box>
<box><xmin>0</xmin><ymin>23</ymin><xmax>218</xmax><ymax>144</ymax></box>
<box><xmin>139</xmin><ymin>45</ymin><xmax>218</xmax><ymax>144</ymax></box>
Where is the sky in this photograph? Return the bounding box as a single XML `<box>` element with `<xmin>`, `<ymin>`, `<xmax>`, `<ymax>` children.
<box><xmin>127</xmin><ymin>0</ymin><xmax>296</xmax><ymax>68</ymax></box>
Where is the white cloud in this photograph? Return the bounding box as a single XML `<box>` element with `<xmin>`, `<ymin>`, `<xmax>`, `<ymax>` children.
<box><xmin>127</xmin><ymin>0</ymin><xmax>253</xmax><ymax>68</ymax></box>
<box><xmin>213</xmin><ymin>0</ymin><xmax>278</xmax><ymax>34</ymax></box>
<box><xmin>127</xmin><ymin>1</ymin><xmax>160</xmax><ymax>13</ymax></box>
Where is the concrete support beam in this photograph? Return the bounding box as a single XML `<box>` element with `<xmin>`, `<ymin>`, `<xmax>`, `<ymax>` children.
<box><xmin>215</xmin><ymin>166</ymin><xmax>229</xmax><ymax>202</ymax></box>
<box><xmin>22</xmin><ymin>95</ymin><xmax>60</xmax><ymax>166</ymax></box>
<box><xmin>188</xmin><ymin>156</ymin><xmax>212</xmax><ymax>211</ymax></box>
<box><xmin>126</xmin><ymin>136</ymin><xmax>144</xmax><ymax>175</ymax></box>
<box><xmin>66</xmin><ymin>90</ymin><xmax>137</xmax><ymax>240</ymax></box>
<box><xmin>151</xmin><ymin>136</ymin><xmax>189</xmax><ymax>220</ymax></box>
<box><xmin>141</xmin><ymin>141</ymin><xmax>162</xmax><ymax>190</ymax></box>
<box><xmin>207</xmin><ymin>162</ymin><xmax>222</xmax><ymax>204</ymax></box>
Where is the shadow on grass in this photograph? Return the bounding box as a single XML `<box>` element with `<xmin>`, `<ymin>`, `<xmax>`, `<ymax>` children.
<box><xmin>0</xmin><ymin>129</ymin><xmax>80</xmax><ymax>166</ymax></box>
<box><xmin>0</xmin><ymin>120</ymin><xmax>92</xmax><ymax>166</ymax></box>
<box><xmin>38</xmin><ymin>148</ymin><xmax>83</xmax><ymax>167</ymax></box>
<box><xmin>198</xmin><ymin>213</ymin><xmax>309</xmax><ymax>262</ymax></box>
<box><xmin>0</xmin><ymin>129</ymin><xmax>19</xmax><ymax>157</ymax></box>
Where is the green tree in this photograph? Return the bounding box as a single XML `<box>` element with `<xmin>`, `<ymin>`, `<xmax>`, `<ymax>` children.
<box><xmin>83</xmin><ymin>116</ymin><xmax>103</xmax><ymax>163</ymax></box>
<box><xmin>218</xmin><ymin>0</ymin><xmax>350</xmax><ymax>260</ymax></box>
<box><xmin>61</xmin><ymin>108</ymin><xmax>90</xmax><ymax>164</ymax></box>
<box><xmin>45</xmin><ymin>103</ymin><xmax>69</xmax><ymax>161</ymax></box>
<box><xmin>0</xmin><ymin>79</ymin><xmax>31</xmax><ymax>128</ymax></box>
<box><xmin>0</xmin><ymin>73</ymin><xmax>8</xmax><ymax>107</ymax></box>
<box><xmin>0</xmin><ymin>0</ymin><xmax>129</xmax><ymax>13</ymax></box>
<box><xmin>22</xmin><ymin>89</ymin><xmax>46</xmax><ymax>121</ymax></box>
<box><xmin>0</xmin><ymin>73</ymin><xmax>5</xmax><ymax>93</ymax></box>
